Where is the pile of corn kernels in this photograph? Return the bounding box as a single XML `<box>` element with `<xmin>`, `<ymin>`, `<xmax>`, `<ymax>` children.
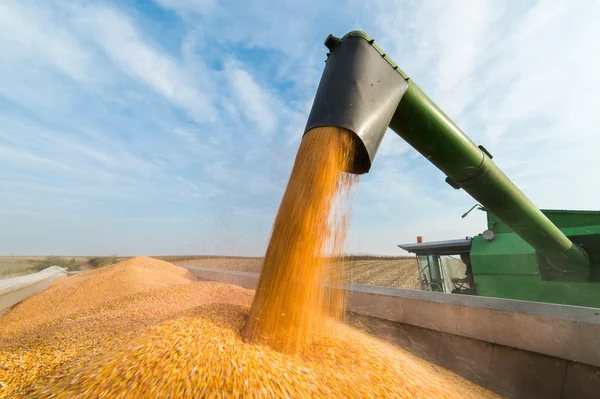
<box><xmin>0</xmin><ymin>257</ymin><xmax>500</xmax><ymax>398</ymax></box>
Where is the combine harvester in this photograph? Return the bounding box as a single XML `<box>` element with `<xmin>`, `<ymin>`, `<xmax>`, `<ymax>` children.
<box><xmin>309</xmin><ymin>31</ymin><xmax>599</xmax><ymax>308</ymax></box>
<box><xmin>184</xmin><ymin>31</ymin><xmax>600</xmax><ymax>399</ymax></box>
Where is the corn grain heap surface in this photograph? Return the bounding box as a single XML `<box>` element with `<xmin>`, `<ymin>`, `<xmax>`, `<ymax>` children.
<box><xmin>245</xmin><ymin>127</ymin><xmax>358</xmax><ymax>353</ymax></box>
<box><xmin>0</xmin><ymin>256</ymin><xmax>198</xmax><ymax>336</ymax></box>
<box><xmin>0</xmin><ymin>257</ymin><xmax>500</xmax><ymax>398</ymax></box>
<box><xmin>0</xmin><ymin>257</ymin><xmax>254</xmax><ymax>398</ymax></box>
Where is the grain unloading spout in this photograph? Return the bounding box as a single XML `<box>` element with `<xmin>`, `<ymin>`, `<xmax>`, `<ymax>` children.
<box><xmin>304</xmin><ymin>32</ymin><xmax>409</xmax><ymax>174</ymax></box>
<box><xmin>305</xmin><ymin>30</ymin><xmax>592</xmax><ymax>281</ymax></box>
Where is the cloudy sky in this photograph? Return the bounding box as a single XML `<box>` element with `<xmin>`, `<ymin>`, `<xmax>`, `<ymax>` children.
<box><xmin>1</xmin><ymin>0</ymin><xmax>599</xmax><ymax>256</ymax></box>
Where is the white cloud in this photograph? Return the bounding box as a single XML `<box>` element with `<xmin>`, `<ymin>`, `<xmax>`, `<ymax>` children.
<box><xmin>224</xmin><ymin>60</ymin><xmax>279</xmax><ymax>136</ymax></box>
<box><xmin>0</xmin><ymin>145</ymin><xmax>74</xmax><ymax>171</ymax></box>
<box><xmin>68</xmin><ymin>3</ymin><xmax>218</xmax><ymax>123</ymax></box>
<box><xmin>153</xmin><ymin>0</ymin><xmax>217</xmax><ymax>14</ymax></box>
<box><xmin>0</xmin><ymin>2</ymin><xmax>100</xmax><ymax>84</ymax></box>
<box><xmin>173</xmin><ymin>128</ymin><xmax>197</xmax><ymax>143</ymax></box>
<box><xmin>174</xmin><ymin>175</ymin><xmax>220</xmax><ymax>198</ymax></box>
<box><xmin>376</xmin><ymin>129</ymin><xmax>411</xmax><ymax>158</ymax></box>
<box><xmin>428</xmin><ymin>1</ymin><xmax>502</xmax><ymax>118</ymax></box>
<box><xmin>0</xmin><ymin>115</ymin><xmax>160</xmax><ymax>179</ymax></box>
<box><xmin>469</xmin><ymin>2</ymin><xmax>600</xmax><ymax>210</ymax></box>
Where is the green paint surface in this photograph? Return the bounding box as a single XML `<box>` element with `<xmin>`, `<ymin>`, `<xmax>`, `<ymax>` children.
<box><xmin>472</xmin><ymin>210</ymin><xmax>600</xmax><ymax>308</ymax></box>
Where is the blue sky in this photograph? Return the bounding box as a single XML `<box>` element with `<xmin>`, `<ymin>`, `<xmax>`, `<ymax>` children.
<box><xmin>1</xmin><ymin>0</ymin><xmax>599</xmax><ymax>256</ymax></box>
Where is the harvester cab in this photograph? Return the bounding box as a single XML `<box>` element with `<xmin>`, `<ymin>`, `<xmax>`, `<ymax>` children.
<box><xmin>305</xmin><ymin>31</ymin><xmax>600</xmax><ymax>308</ymax></box>
<box><xmin>399</xmin><ymin>237</ymin><xmax>474</xmax><ymax>295</ymax></box>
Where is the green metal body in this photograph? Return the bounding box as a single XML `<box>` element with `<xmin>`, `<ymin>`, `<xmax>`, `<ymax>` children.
<box><xmin>316</xmin><ymin>31</ymin><xmax>600</xmax><ymax>307</ymax></box>
<box><xmin>471</xmin><ymin>210</ymin><xmax>600</xmax><ymax>307</ymax></box>
<box><xmin>389</xmin><ymin>81</ymin><xmax>590</xmax><ymax>281</ymax></box>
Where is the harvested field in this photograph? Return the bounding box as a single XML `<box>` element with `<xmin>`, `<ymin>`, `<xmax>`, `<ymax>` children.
<box><xmin>344</xmin><ymin>259</ymin><xmax>419</xmax><ymax>289</ymax></box>
<box><xmin>0</xmin><ymin>257</ymin><xmax>499</xmax><ymax>398</ymax></box>
<box><xmin>177</xmin><ymin>257</ymin><xmax>264</xmax><ymax>273</ymax></box>
<box><xmin>0</xmin><ymin>257</ymin><xmax>87</xmax><ymax>279</ymax></box>
<box><xmin>177</xmin><ymin>257</ymin><xmax>419</xmax><ymax>289</ymax></box>
<box><xmin>154</xmin><ymin>255</ymin><xmax>262</xmax><ymax>263</ymax></box>
<box><xmin>0</xmin><ymin>256</ymin><xmax>128</xmax><ymax>279</ymax></box>
<box><xmin>1</xmin><ymin>255</ymin><xmax>419</xmax><ymax>290</ymax></box>
<box><xmin>1</xmin><ymin>256</ymin><xmax>419</xmax><ymax>291</ymax></box>
<box><xmin>0</xmin><ymin>257</ymin><xmax>40</xmax><ymax>279</ymax></box>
